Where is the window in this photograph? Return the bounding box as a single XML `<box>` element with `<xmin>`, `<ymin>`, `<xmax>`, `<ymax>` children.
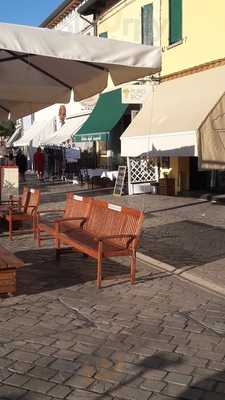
<box><xmin>141</xmin><ymin>3</ymin><xmax>153</xmax><ymax>46</ymax></box>
<box><xmin>169</xmin><ymin>0</ymin><xmax>182</xmax><ymax>45</ymax></box>
<box><xmin>99</xmin><ymin>31</ymin><xmax>108</xmax><ymax>38</ymax></box>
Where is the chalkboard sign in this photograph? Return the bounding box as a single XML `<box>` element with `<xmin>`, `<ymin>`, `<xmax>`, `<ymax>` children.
<box><xmin>113</xmin><ymin>166</ymin><xmax>127</xmax><ymax>196</ymax></box>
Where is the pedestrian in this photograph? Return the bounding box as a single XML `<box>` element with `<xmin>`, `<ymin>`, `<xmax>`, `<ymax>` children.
<box><xmin>16</xmin><ymin>149</ymin><xmax>28</xmax><ymax>182</ymax></box>
<box><xmin>33</xmin><ymin>147</ymin><xmax>45</xmax><ymax>181</ymax></box>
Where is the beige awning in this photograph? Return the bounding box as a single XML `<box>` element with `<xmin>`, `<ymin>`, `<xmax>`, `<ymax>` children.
<box><xmin>121</xmin><ymin>66</ymin><xmax>225</xmax><ymax>167</ymax></box>
<box><xmin>0</xmin><ymin>22</ymin><xmax>161</xmax><ymax>120</ymax></box>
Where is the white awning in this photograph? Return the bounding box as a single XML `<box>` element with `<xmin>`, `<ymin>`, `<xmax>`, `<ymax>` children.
<box><xmin>6</xmin><ymin>126</ymin><xmax>22</xmax><ymax>146</ymax></box>
<box><xmin>13</xmin><ymin>118</ymin><xmax>56</xmax><ymax>147</ymax></box>
<box><xmin>0</xmin><ymin>22</ymin><xmax>161</xmax><ymax>120</ymax></box>
<box><xmin>42</xmin><ymin>113</ymin><xmax>90</xmax><ymax>145</ymax></box>
<box><xmin>121</xmin><ymin>66</ymin><xmax>225</xmax><ymax>158</ymax></box>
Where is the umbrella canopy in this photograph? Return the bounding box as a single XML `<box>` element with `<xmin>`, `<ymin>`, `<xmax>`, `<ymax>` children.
<box><xmin>0</xmin><ymin>22</ymin><xmax>161</xmax><ymax>120</ymax></box>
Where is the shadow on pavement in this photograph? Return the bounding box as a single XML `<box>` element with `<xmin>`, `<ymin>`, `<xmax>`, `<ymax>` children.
<box><xmin>14</xmin><ymin>247</ymin><xmax>131</xmax><ymax>296</ymax></box>
<box><xmin>140</xmin><ymin>220</ymin><xmax>225</xmax><ymax>269</ymax></box>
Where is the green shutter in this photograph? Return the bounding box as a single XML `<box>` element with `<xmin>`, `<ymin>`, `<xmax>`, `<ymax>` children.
<box><xmin>169</xmin><ymin>0</ymin><xmax>182</xmax><ymax>44</ymax></box>
<box><xmin>99</xmin><ymin>31</ymin><xmax>108</xmax><ymax>38</ymax></box>
<box><xmin>141</xmin><ymin>3</ymin><xmax>153</xmax><ymax>46</ymax></box>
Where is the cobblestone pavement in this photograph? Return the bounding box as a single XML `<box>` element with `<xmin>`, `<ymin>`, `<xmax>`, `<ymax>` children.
<box><xmin>1</xmin><ymin>229</ymin><xmax>225</xmax><ymax>400</ymax></box>
<box><xmin>1</xmin><ymin>184</ymin><xmax>225</xmax><ymax>398</ymax></box>
<box><xmin>32</xmin><ymin>182</ymin><xmax>225</xmax><ymax>270</ymax></box>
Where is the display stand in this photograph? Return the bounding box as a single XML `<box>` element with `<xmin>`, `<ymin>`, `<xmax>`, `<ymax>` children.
<box><xmin>0</xmin><ymin>166</ymin><xmax>19</xmax><ymax>202</ymax></box>
<box><xmin>113</xmin><ymin>166</ymin><xmax>127</xmax><ymax>196</ymax></box>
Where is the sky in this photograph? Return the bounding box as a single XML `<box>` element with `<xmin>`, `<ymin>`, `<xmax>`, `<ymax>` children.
<box><xmin>0</xmin><ymin>0</ymin><xmax>65</xmax><ymax>26</ymax></box>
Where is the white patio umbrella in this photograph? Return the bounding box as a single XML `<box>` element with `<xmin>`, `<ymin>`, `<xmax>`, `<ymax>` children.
<box><xmin>0</xmin><ymin>22</ymin><xmax>161</xmax><ymax>120</ymax></box>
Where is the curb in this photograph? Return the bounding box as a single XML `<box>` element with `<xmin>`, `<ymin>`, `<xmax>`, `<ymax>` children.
<box><xmin>136</xmin><ymin>252</ymin><xmax>225</xmax><ymax>297</ymax></box>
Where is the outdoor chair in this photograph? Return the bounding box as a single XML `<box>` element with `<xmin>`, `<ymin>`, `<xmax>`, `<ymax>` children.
<box><xmin>5</xmin><ymin>188</ymin><xmax>40</xmax><ymax>240</ymax></box>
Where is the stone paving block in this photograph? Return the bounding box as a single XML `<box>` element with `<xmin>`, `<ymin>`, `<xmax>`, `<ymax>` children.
<box><xmin>0</xmin><ymin>368</ymin><xmax>12</xmax><ymax>382</ymax></box>
<box><xmin>140</xmin><ymin>378</ymin><xmax>167</xmax><ymax>392</ymax></box>
<box><xmin>4</xmin><ymin>372</ymin><xmax>30</xmax><ymax>387</ymax></box>
<box><xmin>78</xmin><ymin>355</ymin><xmax>114</xmax><ymax>369</ymax></box>
<box><xmin>54</xmin><ymin>349</ymin><xmax>79</xmax><ymax>361</ymax></box>
<box><xmin>34</xmin><ymin>355</ymin><xmax>55</xmax><ymax>368</ymax></box>
<box><xmin>65</xmin><ymin>374</ymin><xmax>94</xmax><ymax>389</ymax></box>
<box><xmin>202</xmin><ymin>392</ymin><xmax>225</xmax><ymax>400</ymax></box>
<box><xmin>164</xmin><ymin>372</ymin><xmax>192</xmax><ymax>386</ymax></box>
<box><xmin>8</xmin><ymin>361</ymin><xmax>33</xmax><ymax>374</ymax></box>
<box><xmin>67</xmin><ymin>388</ymin><xmax>112</xmax><ymax>399</ymax></box>
<box><xmin>51</xmin><ymin>370</ymin><xmax>73</xmax><ymax>384</ymax></box>
<box><xmin>47</xmin><ymin>383</ymin><xmax>72</xmax><ymax>398</ymax></box>
<box><xmin>0</xmin><ymin>383</ymin><xmax>27</xmax><ymax>399</ymax></box>
<box><xmin>216</xmin><ymin>381</ymin><xmax>225</xmax><ymax>393</ymax></box>
<box><xmin>7</xmin><ymin>350</ymin><xmax>40</xmax><ymax>363</ymax></box>
<box><xmin>23</xmin><ymin>377</ymin><xmax>56</xmax><ymax>394</ymax></box>
<box><xmin>163</xmin><ymin>382</ymin><xmax>203</xmax><ymax>399</ymax></box>
<box><xmin>21</xmin><ymin>392</ymin><xmax>53</xmax><ymax>400</ymax></box>
<box><xmin>89</xmin><ymin>379</ymin><xmax>115</xmax><ymax>394</ymax></box>
<box><xmin>38</xmin><ymin>346</ymin><xmax>58</xmax><ymax>356</ymax></box>
<box><xmin>110</xmin><ymin>351</ymin><xmax>138</xmax><ymax>364</ymax></box>
<box><xmin>77</xmin><ymin>365</ymin><xmax>96</xmax><ymax>377</ymax></box>
<box><xmin>150</xmin><ymin>395</ymin><xmax>176</xmax><ymax>400</ymax></box>
<box><xmin>0</xmin><ymin>357</ymin><xmax>13</xmax><ymax>368</ymax></box>
<box><xmin>95</xmin><ymin>368</ymin><xmax>127</xmax><ymax>384</ymax></box>
<box><xmin>28</xmin><ymin>366</ymin><xmax>57</xmax><ymax>380</ymax></box>
<box><xmin>142</xmin><ymin>369</ymin><xmax>168</xmax><ymax>380</ymax></box>
<box><xmin>112</xmin><ymin>385</ymin><xmax>152</xmax><ymax>400</ymax></box>
<box><xmin>49</xmin><ymin>359</ymin><xmax>81</xmax><ymax>373</ymax></box>
<box><xmin>113</xmin><ymin>362</ymin><xmax>143</xmax><ymax>375</ymax></box>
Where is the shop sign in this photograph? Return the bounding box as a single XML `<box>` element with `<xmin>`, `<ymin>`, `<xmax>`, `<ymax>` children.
<box><xmin>122</xmin><ymin>85</ymin><xmax>151</xmax><ymax>104</ymax></box>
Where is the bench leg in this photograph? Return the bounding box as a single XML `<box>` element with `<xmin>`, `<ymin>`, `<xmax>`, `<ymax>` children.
<box><xmin>9</xmin><ymin>217</ymin><xmax>13</xmax><ymax>241</ymax></box>
<box><xmin>33</xmin><ymin>216</ymin><xmax>37</xmax><ymax>240</ymax></box>
<box><xmin>37</xmin><ymin>227</ymin><xmax>41</xmax><ymax>247</ymax></box>
<box><xmin>130</xmin><ymin>251</ymin><xmax>136</xmax><ymax>284</ymax></box>
<box><xmin>55</xmin><ymin>238</ymin><xmax>61</xmax><ymax>260</ymax></box>
<box><xmin>97</xmin><ymin>242</ymin><xmax>103</xmax><ymax>289</ymax></box>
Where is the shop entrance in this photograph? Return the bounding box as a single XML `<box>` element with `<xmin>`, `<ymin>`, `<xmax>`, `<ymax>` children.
<box><xmin>189</xmin><ymin>157</ymin><xmax>211</xmax><ymax>191</ymax></box>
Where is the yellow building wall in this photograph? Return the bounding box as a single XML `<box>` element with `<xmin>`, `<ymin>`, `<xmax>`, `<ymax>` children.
<box><xmin>98</xmin><ymin>0</ymin><xmax>160</xmax><ymax>46</ymax></box>
<box><xmin>161</xmin><ymin>0</ymin><xmax>225</xmax><ymax>76</ymax></box>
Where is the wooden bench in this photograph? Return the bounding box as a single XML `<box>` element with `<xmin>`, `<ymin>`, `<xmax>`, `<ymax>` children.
<box><xmin>37</xmin><ymin>193</ymin><xmax>92</xmax><ymax>246</ymax></box>
<box><xmin>54</xmin><ymin>198</ymin><xmax>144</xmax><ymax>288</ymax></box>
<box><xmin>0</xmin><ymin>245</ymin><xmax>24</xmax><ymax>294</ymax></box>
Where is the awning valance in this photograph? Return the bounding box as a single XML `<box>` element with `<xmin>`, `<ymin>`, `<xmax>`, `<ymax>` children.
<box><xmin>73</xmin><ymin>89</ymin><xmax>128</xmax><ymax>142</ymax></box>
<box><xmin>121</xmin><ymin>66</ymin><xmax>225</xmax><ymax>167</ymax></box>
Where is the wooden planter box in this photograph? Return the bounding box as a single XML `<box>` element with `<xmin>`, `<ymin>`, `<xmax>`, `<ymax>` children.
<box><xmin>0</xmin><ymin>245</ymin><xmax>24</xmax><ymax>295</ymax></box>
<box><xmin>159</xmin><ymin>178</ymin><xmax>175</xmax><ymax>196</ymax></box>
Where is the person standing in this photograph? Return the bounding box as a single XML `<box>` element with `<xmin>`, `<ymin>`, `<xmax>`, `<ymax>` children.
<box><xmin>15</xmin><ymin>149</ymin><xmax>28</xmax><ymax>182</ymax></box>
<box><xmin>33</xmin><ymin>147</ymin><xmax>45</xmax><ymax>180</ymax></box>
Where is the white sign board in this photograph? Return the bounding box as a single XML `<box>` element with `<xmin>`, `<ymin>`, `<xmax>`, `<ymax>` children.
<box><xmin>0</xmin><ymin>166</ymin><xmax>19</xmax><ymax>201</ymax></box>
<box><xmin>122</xmin><ymin>85</ymin><xmax>151</xmax><ymax>104</ymax></box>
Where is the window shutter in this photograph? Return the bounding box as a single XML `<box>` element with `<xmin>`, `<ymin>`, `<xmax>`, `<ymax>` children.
<box><xmin>141</xmin><ymin>3</ymin><xmax>153</xmax><ymax>46</ymax></box>
<box><xmin>169</xmin><ymin>0</ymin><xmax>182</xmax><ymax>44</ymax></box>
<box><xmin>99</xmin><ymin>32</ymin><xmax>108</xmax><ymax>38</ymax></box>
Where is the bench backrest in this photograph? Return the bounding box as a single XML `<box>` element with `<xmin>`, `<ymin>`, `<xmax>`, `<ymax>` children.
<box><xmin>20</xmin><ymin>186</ymin><xmax>30</xmax><ymax>212</ymax></box>
<box><xmin>62</xmin><ymin>193</ymin><xmax>92</xmax><ymax>229</ymax></box>
<box><xmin>26</xmin><ymin>189</ymin><xmax>41</xmax><ymax>215</ymax></box>
<box><xmin>84</xmin><ymin>199</ymin><xmax>144</xmax><ymax>250</ymax></box>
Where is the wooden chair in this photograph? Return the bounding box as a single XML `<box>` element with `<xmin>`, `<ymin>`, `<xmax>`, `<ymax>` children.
<box><xmin>5</xmin><ymin>188</ymin><xmax>40</xmax><ymax>240</ymax></box>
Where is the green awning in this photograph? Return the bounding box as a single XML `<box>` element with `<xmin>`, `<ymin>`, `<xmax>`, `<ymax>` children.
<box><xmin>73</xmin><ymin>88</ymin><xmax>128</xmax><ymax>142</ymax></box>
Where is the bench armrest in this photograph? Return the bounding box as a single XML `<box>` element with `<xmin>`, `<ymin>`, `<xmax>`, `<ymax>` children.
<box><xmin>38</xmin><ymin>209</ymin><xmax>65</xmax><ymax>214</ymax></box>
<box><xmin>96</xmin><ymin>234</ymin><xmax>136</xmax><ymax>242</ymax></box>
<box><xmin>55</xmin><ymin>217</ymin><xmax>87</xmax><ymax>224</ymax></box>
